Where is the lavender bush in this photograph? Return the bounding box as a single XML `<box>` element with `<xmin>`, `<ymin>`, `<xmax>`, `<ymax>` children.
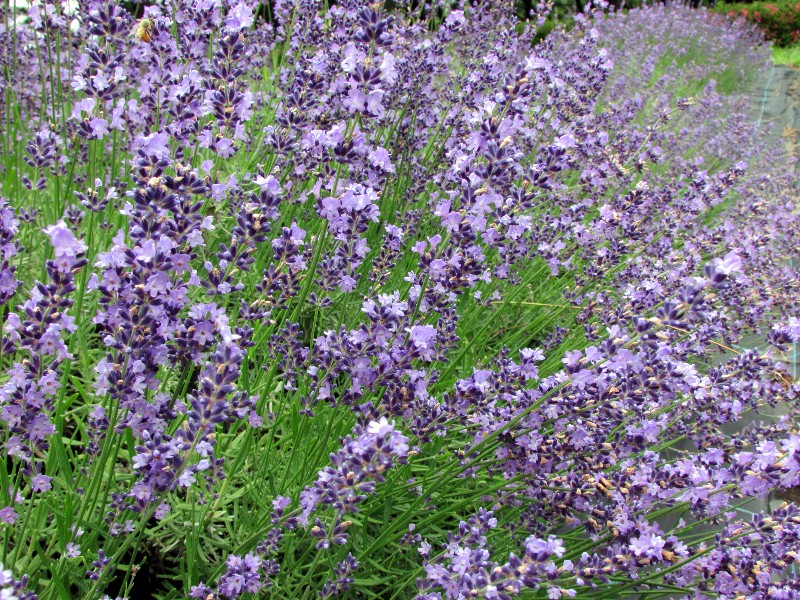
<box><xmin>0</xmin><ymin>0</ymin><xmax>799</xmax><ymax>598</ymax></box>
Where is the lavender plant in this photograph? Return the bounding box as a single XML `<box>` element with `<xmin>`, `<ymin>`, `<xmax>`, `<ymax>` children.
<box><xmin>0</xmin><ymin>0</ymin><xmax>799</xmax><ymax>598</ymax></box>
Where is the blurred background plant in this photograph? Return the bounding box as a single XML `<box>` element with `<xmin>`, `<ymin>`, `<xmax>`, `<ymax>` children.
<box><xmin>715</xmin><ymin>0</ymin><xmax>800</xmax><ymax>48</ymax></box>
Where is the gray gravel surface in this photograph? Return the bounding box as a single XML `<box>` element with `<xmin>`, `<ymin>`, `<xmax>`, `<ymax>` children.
<box><xmin>746</xmin><ymin>63</ymin><xmax>799</xmax><ymax>512</ymax></box>
<box><xmin>751</xmin><ymin>64</ymin><xmax>800</xmax><ymax>152</ymax></box>
<box><xmin>748</xmin><ymin>64</ymin><xmax>799</xmax><ymax>377</ymax></box>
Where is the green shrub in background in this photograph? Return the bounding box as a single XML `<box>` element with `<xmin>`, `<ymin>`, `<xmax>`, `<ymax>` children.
<box><xmin>717</xmin><ymin>1</ymin><xmax>800</xmax><ymax>46</ymax></box>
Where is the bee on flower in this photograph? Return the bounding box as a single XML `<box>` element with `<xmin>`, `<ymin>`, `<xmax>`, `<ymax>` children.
<box><xmin>131</xmin><ymin>17</ymin><xmax>153</xmax><ymax>43</ymax></box>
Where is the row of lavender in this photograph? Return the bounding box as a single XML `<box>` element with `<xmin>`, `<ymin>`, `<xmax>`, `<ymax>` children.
<box><xmin>0</xmin><ymin>0</ymin><xmax>799</xmax><ymax>598</ymax></box>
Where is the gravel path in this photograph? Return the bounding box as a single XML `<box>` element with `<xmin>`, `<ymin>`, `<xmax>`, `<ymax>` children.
<box><xmin>747</xmin><ymin>64</ymin><xmax>799</xmax><ymax>381</ymax></box>
<box><xmin>747</xmin><ymin>63</ymin><xmax>800</xmax><ymax>511</ymax></box>
<box><xmin>751</xmin><ymin>64</ymin><xmax>800</xmax><ymax>153</ymax></box>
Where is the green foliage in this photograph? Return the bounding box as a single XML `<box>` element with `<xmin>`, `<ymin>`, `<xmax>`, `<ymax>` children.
<box><xmin>717</xmin><ymin>0</ymin><xmax>800</xmax><ymax>46</ymax></box>
<box><xmin>772</xmin><ymin>40</ymin><xmax>800</xmax><ymax>63</ymax></box>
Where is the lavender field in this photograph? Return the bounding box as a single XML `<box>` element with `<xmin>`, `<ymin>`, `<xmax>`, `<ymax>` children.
<box><xmin>1</xmin><ymin>0</ymin><xmax>799</xmax><ymax>598</ymax></box>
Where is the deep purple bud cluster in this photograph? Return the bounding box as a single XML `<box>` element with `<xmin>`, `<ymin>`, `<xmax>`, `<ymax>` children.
<box><xmin>299</xmin><ymin>417</ymin><xmax>410</xmax><ymax>525</ymax></box>
<box><xmin>0</xmin><ymin>199</ymin><xmax>21</xmax><ymax>306</ymax></box>
<box><xmin>0</xmin><ymin>222</ymin><xmax>85</xmax><ymax>481</ymax></box>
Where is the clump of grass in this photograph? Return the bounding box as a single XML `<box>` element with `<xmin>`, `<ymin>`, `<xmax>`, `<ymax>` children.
<box><xmin>773</xmin><ymin>43</ymin><xmax>800</xmax><ymax>66</ymax></box>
